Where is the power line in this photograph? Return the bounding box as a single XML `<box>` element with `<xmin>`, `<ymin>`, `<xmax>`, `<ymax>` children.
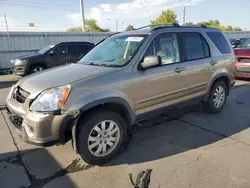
<box><xmin>0</xmin><ymin>0</ymin><xmax>77</xmax><ymax>8</ymax></box>
<box><xmin>0</xmin><ymin>0</ymin><xmax>172</xmax><ymax>12</ymax></box>
<box><xmin>0</xmin><ymin>0</ymin><xmax>79</xmax><ymax>12</ymax></box>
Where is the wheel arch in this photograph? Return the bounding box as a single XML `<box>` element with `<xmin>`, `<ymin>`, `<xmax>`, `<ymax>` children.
<box><xmin>205</xmin><ymin>73</ymin><xmax>231</xmax><ymax>100</ymax></box>
<box><xmin>70</xmin><ymin>97</ymin><xmax>136</xmax><ymax>152</ymax></box>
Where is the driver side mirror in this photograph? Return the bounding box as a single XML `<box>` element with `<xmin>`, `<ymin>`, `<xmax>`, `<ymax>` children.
<box><xmin>139</xmin><ymin>56</ymin><xmax>161</xmax><ymax>70</ymax></box>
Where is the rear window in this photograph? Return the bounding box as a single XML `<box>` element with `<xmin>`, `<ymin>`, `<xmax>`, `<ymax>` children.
<box><xmin>183</xmin><ymin>32</ymin><xmax>210</xmax><ymax>61</ymax></box>
<box><xmin>207</xmin><ymin>32</ymin><xmax>231</xmax><ymax>54</ymax></box>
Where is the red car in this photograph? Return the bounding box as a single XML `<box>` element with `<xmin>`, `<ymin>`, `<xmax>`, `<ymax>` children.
<box><xmin>234</xmin><ymin>38</ymin><xmax>250</xmax><ymax>79</ymax></box>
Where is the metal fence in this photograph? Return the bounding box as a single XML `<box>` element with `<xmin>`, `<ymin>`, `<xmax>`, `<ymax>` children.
<box><xmin>0</xmin><ymin>32</ymin><xmax>112</xmax><ymax>70</ymax></box>
<box><xmin>1</xmin><ymin>31</ymin><xmax>250</xmax><ymax>70</ymax></box>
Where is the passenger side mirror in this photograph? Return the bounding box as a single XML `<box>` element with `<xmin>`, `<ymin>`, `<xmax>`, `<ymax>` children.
<box><xmin>48</xmin><ymin>50</ymin><xmax>55</xmax><ymax>55</ymax></box>
<box><xmin>139</xmin><ymin>56</ymin><xmax>161</xmax><ymax>70</ymax></box>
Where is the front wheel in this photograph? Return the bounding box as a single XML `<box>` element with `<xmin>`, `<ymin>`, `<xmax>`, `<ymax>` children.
<box><xmin>30</xmin><ymin>65</ymin><xmax>45</xmax><ymax>74</ymax></box>
<box><xmin>205</xmin><ymin>81</ymin><xmax>228</xmax><ymax>114</ymax></box>
<box><xmin>77</xmin><ymin>110</ymin><xmax>127</xmax><ymax>165</ymax></box>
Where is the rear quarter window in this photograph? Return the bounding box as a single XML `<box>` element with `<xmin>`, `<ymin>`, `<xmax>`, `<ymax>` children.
<box><xmin>206</xmin><ymin>32</ymin><xmax>231</xmax><ymax>54</ymax></box>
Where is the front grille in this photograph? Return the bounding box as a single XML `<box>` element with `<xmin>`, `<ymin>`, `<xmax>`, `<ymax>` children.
<box><xmin>238</xmin><ymin>58</ymin><xmax>250</xmax><ymax>63</ymax></box>
<box><xmin>13</xmin><ymin>86</ymin><xmax>30</xmax><ymax>103</ymax></box>
<box><xmin>6</xmin><ymin>107</ymin><xmax>23</xmax><ymax>130</ymax></box>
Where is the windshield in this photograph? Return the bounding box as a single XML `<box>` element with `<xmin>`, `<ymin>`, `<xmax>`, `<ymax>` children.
<box><xmin>79</xmin><ymin>35</ymin><xmax>147</xmax><ymax>67</ymax></box>
<box><xmin>38</xmin><ymin>44</ymin><xmax>56</xmax><ymax>54</ymax></box>
<box><xmin>240</xmin><ymin>39</ymin><xmax>250</xmax><ymax>48</ymax></box>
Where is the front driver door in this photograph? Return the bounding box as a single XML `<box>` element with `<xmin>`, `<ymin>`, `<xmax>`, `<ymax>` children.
<box><xmin>46</xmin><ymin>44</ymin><xmax>70</xmax><ymax>68</ymax></box>
<box><xmin>134</xmin><ymin>32</ymin><xmax>190</xmax><ymax>115</ymax></box>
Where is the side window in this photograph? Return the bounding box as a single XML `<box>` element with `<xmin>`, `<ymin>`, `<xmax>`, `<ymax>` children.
<box><xmin>201</xmin><ymin>36</ymin><xmax>210</xmax><ymax>57</ymax></box>
<box><xmin>206</xmin><ymin>32</ymin><xmax>231</xmax><ymax>54</ymax></box>
<box><xmin>78</xmin><ymin>44</ymin><xmax>91</xmax><ymax>54</ymax></box>
<box><xmin>53</xmin><ymin>45</ymin><xmax>67</xmax><ymax>54</ymax></box>
<box><xmin>68</xmin><ymin>44</ymin><xmax>78</xmax><ymax>54</ymax></box>
<box><xmin>144</xmin><ymin>33</ymin><xmax>180</xmax><ymax>65</ymax></box>
<box><xmin>183</xmin><ymin>33</ymin><xmax>210</xmax><ymax>61</ymax></box>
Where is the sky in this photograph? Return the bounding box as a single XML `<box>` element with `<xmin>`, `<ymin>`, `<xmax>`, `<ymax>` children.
<box><xmin>0</xmin><ymin>0</ymin><xmax>249</xmax><ymax>32</ymax></box>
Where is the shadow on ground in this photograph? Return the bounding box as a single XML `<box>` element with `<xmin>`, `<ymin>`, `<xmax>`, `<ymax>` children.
<box><xmin>107</xmin><ymin>85</ymin><xmax>250</xmax><ymax>166</ymax></box>
<box><xmin>0</xmin><ymin>149</ymin><xmax>82</xmax><ymax>188</ymax></box>
<box><xmin>0</xmin><ymin>81</ymin><xmax>17</xmax><ymax>89</ymax></box>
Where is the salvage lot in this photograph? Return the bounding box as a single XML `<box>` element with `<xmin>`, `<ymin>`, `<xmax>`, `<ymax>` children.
<box><xmin>1</xmin><ymin>75</ymin><xmax>250</xmax><ymax>188</ymax></box>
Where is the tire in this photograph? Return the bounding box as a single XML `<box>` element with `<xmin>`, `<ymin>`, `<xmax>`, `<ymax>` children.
<box><xmin>77</xmin><ymin>109</ymin><xmax>127</xmax><ymax>165</ymax></box>
<box><xmin>205</xmin><ymin>81</ymin><xmax>228</xmax><ymax>114</ymax></box>
<box><xmin>29</xmin><ymin>65</ymin><xmax>45</xmax><ymax>74</ymax></box>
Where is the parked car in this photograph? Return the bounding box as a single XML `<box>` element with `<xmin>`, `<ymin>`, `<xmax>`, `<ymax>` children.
<box><xmin>6</xmin><ymin>24</ymin><xmax>235</xmax><ymax>165</ymax></box>
<box><xmin>230</xmin><ymin>38</ymin><xmax>248</xmax><ymax>48</ymax></box>
<box><xmin>234</xmin><ymin>38</ymin><xmax>250</xmax><ymax>78</ymax></box>
<box><xmin>11</xmin><ymin>42</ymin><xmax>94</xmax><ymax>76</ymax></box>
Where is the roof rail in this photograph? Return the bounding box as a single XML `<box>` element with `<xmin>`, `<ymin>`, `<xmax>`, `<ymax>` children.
<box><xmin>134</xmin><ymin>23</ymin><xmax>181</xmax><ymax>30</ymax></box>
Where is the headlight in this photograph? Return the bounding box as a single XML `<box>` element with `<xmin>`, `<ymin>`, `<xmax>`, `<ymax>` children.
<box><xmin>30</xmin><ymin>85</ymin><xmax>71</xmax><ymax>112</ymax></box>
<box><xmin>14</xmin><ymin>59</ymin><xmax>27</xmax><ymax>66</ymax></box>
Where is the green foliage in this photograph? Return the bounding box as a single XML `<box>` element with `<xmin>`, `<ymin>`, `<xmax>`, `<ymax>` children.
<box><xmin>196</xmin><ymin>20</ymin><xmax>242</xmax><ymax>31</ymax></box>
<box><xmin>151</xmin><ymin>9</ymin><xmax>178</xmax><ymax>25</ymax></box>
<box><xmin>125</xmin><ymin>25</ymin><xmax>135</xmax><ymax>31</ymax></box>
<box><xmin>85</xmin><ymin>19</ymin><xmax>110</xmax><ymax>32</ymax></box>
<box><xmin>67</xmin><ymin>19</ymin><xmax>110</xmax><ymax>32</ymax></box>
<box><xmin>185</xmin><ymin>22</ymin><xmax>194</xmax><ymax>25</ymax></box>
<box><xmin>67</xmin><ymin>26</ymin><xmax>82</xmax><ymax>32</ymax></box>
<box><xmin>234</xmin><ymin>27</ymin><xmax>242</xmax><ymax>31</ymax></box>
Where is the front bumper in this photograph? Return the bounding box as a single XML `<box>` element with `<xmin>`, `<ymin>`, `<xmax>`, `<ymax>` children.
<box><xmin>5</xmin><ymin>88</ymin><xmax>74</xmax><ymax>146</ymax></box>
<box><xmin>12</xmin><ymin>65</ymin><xmax>26</xmax><ymax>76</ymax></box>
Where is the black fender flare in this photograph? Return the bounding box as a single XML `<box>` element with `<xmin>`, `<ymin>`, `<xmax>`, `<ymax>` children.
<box><xmin>71</xmin><ymin>97</ymin><xmax>136</xmax><ymax>152</ymax></box>
<box><xmin>205</xmin><ymin>73</ymin><xmax>231</xmax><ymax>100</ymax></box>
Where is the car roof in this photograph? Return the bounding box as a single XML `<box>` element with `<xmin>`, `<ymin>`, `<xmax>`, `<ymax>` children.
<box><xmin>58</xmin><ymin>41</ymin><xmax>94</xmax><ymax>45</ymax></box>
<box><xmin>113</xmin><ymin>24</ymin><xmax>220</xmax><ymax>37</ymax></box>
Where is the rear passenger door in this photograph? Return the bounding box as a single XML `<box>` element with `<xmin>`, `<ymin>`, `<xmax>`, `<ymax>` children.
<box><xmin>78</xmin><ymin>44</ymin><xmax>93</xmax><ymax>57</ymax></box>
<box><xmin>180</xmin><ymin>32</ymin><xmax>213</xmax><ymax>96</ymax></box>
<box><xmin>68</xmin><ymin>44</ymin><xmax>81</xmax><ymax>63</ymax></box>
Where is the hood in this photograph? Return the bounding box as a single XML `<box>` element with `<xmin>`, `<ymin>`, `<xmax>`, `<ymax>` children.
<box><xmin>234</xmin><ymin>48</ymin><xmax>250</xmax><ymax>58</ymax></box>
<box><xmin>15</xmin><ymin>53</ymin><xmax>42</xmax><ymax>60</ymax></box>
<box><xmin>17</xmin><ymin>63</ymin><xmax>114</xmax><ymax>97</ymax></box>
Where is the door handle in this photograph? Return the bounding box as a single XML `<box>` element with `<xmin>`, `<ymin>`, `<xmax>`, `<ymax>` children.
<box><xmin>174</xmin><ymin>67</ymin><xmax>186</xmax><ymax>73</ymax></box>
<box><xmin>210</xmin><ymin>61</ymin><xmax>217</xmax><ymax>65</ymax></box>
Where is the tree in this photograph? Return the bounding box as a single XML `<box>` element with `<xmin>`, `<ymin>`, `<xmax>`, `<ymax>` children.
<box><xmin>151</xmin><ymin>9</ymin><xmax>178</xmax><ymax>25</ymax></box>
<box><xmin>196</xmin><ymin>20</ymin><xmax>242</xmax><ymax>31</ymax></box>
<box><xmin>225</xmin><ymin>25</ymin><xmax>233</xmax><ymax>31</ymax></box>
<box><xmin>185</xmin><ymin>22</ymin><xmax>194</xmax><ymax>25</ymax></box>
<box><xmin>125</xmin><ymin>25</ymin><xmax>135</xmax><ymax>31</ymax></box>
<box><xmin>85</xmin><ymin>19</ymin><xmax>110</xmax><ymax>32</ymax></box>
<box><xmin>67</xmin><ymin>26</ymin><xmax>82</xmax><ymax>32</ymax></box>
<box><xmin>67</xmin><ymin>19</ymin><xmax>110</xmax><ymax>32</ymax></box>
<box><xmin>234</xmin><ymin>27</ymin><xmax>242</xmax><ymax>31</ymax></box>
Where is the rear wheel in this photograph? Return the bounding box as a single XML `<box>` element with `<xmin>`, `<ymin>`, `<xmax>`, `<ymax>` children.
<box><xmin>205</xmin><ymin>81</ymin><xmax>227</xmax><ymax>114</ymax></box>
<box><xmin>30</xmin><ymin>65</ymin><xmax>45</xmax><ymax>74</ymax></box>
<box><xmin>77</xmin><ymin>109</ymin><xmax>127</xmax><ymax>165</ymax></box>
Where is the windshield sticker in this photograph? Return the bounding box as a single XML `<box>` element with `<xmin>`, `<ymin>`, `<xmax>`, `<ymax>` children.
<box><xmin>126</xmin><ymin>37</ymin><xmax>144</xmax><ymax>42</ymax></box>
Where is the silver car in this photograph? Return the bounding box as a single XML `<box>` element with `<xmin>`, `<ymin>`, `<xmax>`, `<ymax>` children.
<box><xmin>6</xmin><ymin>24</ymin><xmax>235</xmax><ymax>164</ymax></box>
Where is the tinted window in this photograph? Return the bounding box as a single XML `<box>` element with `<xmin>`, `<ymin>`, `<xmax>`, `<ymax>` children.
<box><xmin>183</xmin><ymin>33</ymin><xmax>209</xmax><ymax>61</ymax></box>
<box><xmin>201</xmin><ymin>36</ymin><xmax>210</xmax><ymax>57</ymax></box>
<box><xmin>68</xmin><ymin>44</ymin><xmax>78</xmax><ymax>53</ymax></box>
<box><xmin>53</xmin><ymin>45</ymin><xmax>67</xmax><ymax>54</ymax></box>
<box><xmin>207</xmin><ymin>32</ymin><xmax>231</xmax><ymax>54</ymax></box>
<box><xmin>144</xmin><ymin>33</ymin><xmax>180</xmax><ymax>65</ymax></box>
<box><xmin>78</xmin><ymin>44</ymin><xmax>91</xmax><ymax>54</ymax></box>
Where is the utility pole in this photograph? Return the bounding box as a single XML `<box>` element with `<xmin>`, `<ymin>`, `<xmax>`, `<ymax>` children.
<box><xmin>4</xmin><ymin>14</ymin><xmax>11</xmax><ymax>69</ymax></box>
<box><xmin>80</xmin><ymin>0</ymin><xmax>86</xmax><ymax>32</ymax></box>
<box><xmin>4</xmin><ymin>14</ymin><xmax>10</xmax><ymax>37</ymax></box>
<box><xmin>183</xmin><ymin>6</ymin><xmax>186</xmax><ymax>25</ymax></box>
<box><xmin>116</xmin><ymin>19</ymin><xmax>118</xmax><ymax>32</ymax></box>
